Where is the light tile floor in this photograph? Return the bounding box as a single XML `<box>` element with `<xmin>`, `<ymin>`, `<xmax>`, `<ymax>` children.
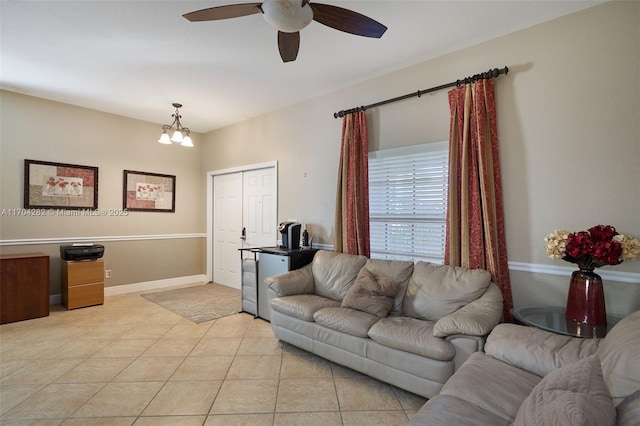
<box><xmin>0</xmin><ymin>285</ymin><xmax>426</xmax><ymax>425</ymax></box>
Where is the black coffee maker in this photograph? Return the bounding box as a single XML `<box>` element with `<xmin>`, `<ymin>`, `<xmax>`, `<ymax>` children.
<box><xmin>278</xmin><ymin>221</ymin><xmax>301</xmax><ymax>249</ymax></box>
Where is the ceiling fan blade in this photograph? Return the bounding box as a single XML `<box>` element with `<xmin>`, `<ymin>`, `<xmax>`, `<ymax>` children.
<box><xmin>183</xmin><ymin>3</ymin><xmax>262</xmax><ymax>22</ymax></box>
<box><xmin>278</xmin><ymin>31</ymin><xmax>300</xmax><ymax>63</ymax></box>
<box><xmin>310</xmin><ymin>3</ymin><xmax>387</xmax><ymax>38</ymax></box>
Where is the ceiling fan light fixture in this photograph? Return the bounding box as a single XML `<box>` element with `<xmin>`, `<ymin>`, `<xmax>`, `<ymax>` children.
<box><xmin>261</xmin><ymin>0</ymin><xmax>313</xmax><ymax>33</ymax></box>
<box><xmin>183</xmin><ymin>1</ymin><xmax>387</xmax><ymax>62</ymax></box>
<box><xmin>158</xmin><ymin>103</ymin><xmax>193</xmax><ymax>147</ymax></box>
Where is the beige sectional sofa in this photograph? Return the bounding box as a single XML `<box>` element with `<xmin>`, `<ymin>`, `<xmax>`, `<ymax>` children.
<box><xmin>409</xmin><ymin>310</ymin><xmax>640</xmax><ymax>426</ymax></box>
<box><xmin>266</xmin><ymin>250</ymin><xmax>503</xmax><ymax>398</ymax></box>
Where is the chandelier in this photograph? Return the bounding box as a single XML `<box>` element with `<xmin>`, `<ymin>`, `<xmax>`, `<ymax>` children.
<box><xmin>158</xmin><ymin>103</ymin><xmax>193</xmax><ymax>147</ymax></box>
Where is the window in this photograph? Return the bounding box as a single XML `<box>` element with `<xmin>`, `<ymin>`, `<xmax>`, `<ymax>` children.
<box><xmin>368</xmin><ymin>141</ymin><xmax>448</xmax><ymax>263</ymax></box>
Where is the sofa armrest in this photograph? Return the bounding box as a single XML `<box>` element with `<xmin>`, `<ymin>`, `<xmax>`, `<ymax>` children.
<box><xmin>446</xmin><ymin>334</ymin><xmax>486</xmax><ymax>371</ymax></box>
<box><xmin>484</xmin><ymin>323</ymin><xmax>601</xmax><ymax>377</ymax></box>
<box><xmin>266</xmin><ymin>263</ymin><xmax>314</xmax><ymax>297</ymax></box>
<box><xmin>433</xmin><ymin>283</ymin><xmax>503</xmax><ymax>338</ymax></box>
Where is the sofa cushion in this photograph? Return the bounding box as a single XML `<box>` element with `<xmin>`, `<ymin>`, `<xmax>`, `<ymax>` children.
<box><xmin>271</xmin><ymin>294</ymin><xmax>340</xmax><ymax>321</ymax></box>
<box><xmin>311</xmin><ymin>250</ymin><xmax>368</xmax><ymax>301</ymax></box>
<box><xmin>597</xmin><ymin>310</ymin><xmax>640</xmax><ymax>405</ymax></box>
<box><xmin>513</xmin><ymin>354</ymin><xmax>616</xmax><ymax>426</ymax></box>
<box><xmin>368</xmin><ymin>316</ymin><xmax>455</xmax><ymax>361</ymax></box>
<box><xmin>402</xmin><ymin>262</ymin><xmax>491</xmax><ymax>321</ymax></box>
<box><xmin>617</xmin><ymin>390</ymin><xmax>640</xmax><ymax>426</ymax></box>
<box><xmin>359</xmin><ymin>258</ymin><xmax>414</xmax><ymax>316</ymax></box>
<box><xmin>341</xmin><ymin>268</ymin><xmax>401</xmax><ymax>318</ymax></box>
<box><xmin>438</xmin><ymin>352</ymin><xmax>541</xmax><ymax>423</ymax></box>
<box><xmin>313</xmin><ymin>307</ymin><xmax>379</xmax><ymax>338</ymax></box>
<box><xmin>366</xmin><ymin>339</ymin><xmax>454</xmax><ymax>383</ymax></box>
<box><xmin>408</xmin><ymin>394</ymin><xmax>510</xmax><ymax>426</ymax></box>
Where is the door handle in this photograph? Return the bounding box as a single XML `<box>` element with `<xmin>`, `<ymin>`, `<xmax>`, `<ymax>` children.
<box><xmin>240</xmin><ymin>227</ymin><xmax>246</xmax><ymax>240</ymax></box>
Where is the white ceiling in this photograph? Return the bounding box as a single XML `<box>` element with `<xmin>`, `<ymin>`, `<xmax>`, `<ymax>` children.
<box><xmin>1</xmin><ymin>1</ymin><xmax>602</xmax><ymax>133</ymax></box>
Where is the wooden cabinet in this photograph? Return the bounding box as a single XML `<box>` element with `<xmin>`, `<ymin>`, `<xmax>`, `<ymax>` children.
<box><xmin>62</xmin><ymin>259</ymin><xmax>104</xmax><ymax>309</ymax></box>
<box><xmin>0</xmin><ymin>253</ymin><xmax>50</xmax><ymax>324</ymax></box>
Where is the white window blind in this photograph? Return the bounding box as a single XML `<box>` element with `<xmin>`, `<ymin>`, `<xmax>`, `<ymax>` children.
<box><xmin>368</xmin><ymin>141</ymin><xmax>448</xmax><ymax>263</ymax></box>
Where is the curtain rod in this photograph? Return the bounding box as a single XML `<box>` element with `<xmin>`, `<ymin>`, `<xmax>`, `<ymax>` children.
<box><xmin>333</xmin><ymin>66</ymin><xmax>509</xmax><ymax>119</ymax></box>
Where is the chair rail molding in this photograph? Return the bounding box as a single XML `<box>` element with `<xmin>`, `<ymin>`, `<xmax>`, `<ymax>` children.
<box><xmin>0</xmin><ymin>233</ymin><xmax>206</xmax><ymax>246</ymax></box>
<box><xmin>508</xmin><ymin>261</ymin><xmax>640</xmax><ymax>284</ymax></box>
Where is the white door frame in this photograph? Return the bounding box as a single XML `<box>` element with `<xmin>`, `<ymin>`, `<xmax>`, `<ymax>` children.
<box><xmin>206</xmin><ymin>161</ymin><xmax>278</xmax><ymax>283</ymax></box>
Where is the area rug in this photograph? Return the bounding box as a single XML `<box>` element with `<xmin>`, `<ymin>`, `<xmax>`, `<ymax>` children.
<box><xmin>141</xmin><ymin>283</ymin><xmax>241</xmax><ymax>323</ymax></box>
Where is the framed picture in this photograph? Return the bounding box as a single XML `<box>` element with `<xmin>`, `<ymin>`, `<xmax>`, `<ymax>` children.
<box><xmin>24</xmin><ymin>159</ymin><xmax>99</xmax><ymax>210</ymax></box>
<box><xmin>123</xmin><ymin>170</ymin><xmax>176</xmax><ymax>212</ymax></box>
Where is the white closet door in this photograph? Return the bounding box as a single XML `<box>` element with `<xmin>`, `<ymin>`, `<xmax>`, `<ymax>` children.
<box><xmin>212</xmin><ymin>166</ymin><xmax>277</xmax><ymax>289</ymax></box>
<box><xmin>213</xmin><ymin>172</ymin><xmax>243</xmax><ymax>288</ymax></box>
<box><xmin>243</xmin><ymin>167</ymin><xmax>277</xmax><ymax>249</ymax></box>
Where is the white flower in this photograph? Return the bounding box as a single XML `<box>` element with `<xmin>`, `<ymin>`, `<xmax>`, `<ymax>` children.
<box><xmin>613</xmin><ymin>234</ymin><xmax>640</xmax><ymax>261</ymax></box>
<box><xmin>544</xmin><ymin>229</ymin><xmax>569</xmax><ymax>259</ymax></box>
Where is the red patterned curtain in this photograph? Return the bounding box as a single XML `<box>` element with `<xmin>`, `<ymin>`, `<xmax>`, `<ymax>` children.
<box><xmin>334</xmin><ymin>111</ymin><xmax>370</xmax><ymax>256</ymax></box>
<box><xmin>446</xmin><ymin>79</ymin><xmax>513</xmax><ymax>321</ymax></box>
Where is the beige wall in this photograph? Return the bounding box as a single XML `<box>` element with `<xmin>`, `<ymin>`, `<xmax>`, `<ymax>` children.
<box><xmin>202</xmin><ymin>2</ymin><xmax>639</xmax><ymax>316</ymax></box>
<box><xmin>0</xmin><ymin>91</ymin><xmax>206</xmax><ymax>295</ymax></box>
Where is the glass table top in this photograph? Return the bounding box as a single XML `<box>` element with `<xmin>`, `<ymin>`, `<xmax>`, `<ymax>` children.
<box><xmin>512</xmin><ymin>306</ymin><xmax>620</xmax><ymax>338</ymax></box>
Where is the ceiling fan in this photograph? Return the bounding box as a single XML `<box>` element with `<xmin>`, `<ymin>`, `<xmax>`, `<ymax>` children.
<box><xmin>183</xmin><ymin>0</ymin><xmax>387</xmax><ymax>63</ymax></box>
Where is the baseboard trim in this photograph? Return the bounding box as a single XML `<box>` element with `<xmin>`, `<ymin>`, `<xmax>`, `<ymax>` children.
<box><xmin>49</xmin><ymin>274</ymin><xmax>209</xmax><ymax>304</ymax></box>
<box><xmin>104</xmin><ymin>274</ymin><xmax>209</xmax><ymax>296</ymax></box>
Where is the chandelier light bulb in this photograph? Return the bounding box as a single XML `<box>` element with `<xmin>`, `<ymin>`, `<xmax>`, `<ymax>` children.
<box><xmin>158</xmin><ymin>132</ymin><xmax>171</xmax><ymax>144</ymax></box>
<box><xmin>170</xmin><ymin>130</ymin><xmax>184</xmax><ymax>143</ymax></box>
<box><xmin>182</xmin><ymin>135</ymin><xmax>194</xmax><ymax>147</ymax></box>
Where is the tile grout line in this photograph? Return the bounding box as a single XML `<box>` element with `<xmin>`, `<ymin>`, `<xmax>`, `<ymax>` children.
<box><xmin>135</xmin><ymin>294</ymin><xmax>217</xmax><ymax>424</ymax></box>
<box><xmin>331</xmin><ymin>359</ymin><xmax>347</xmax><ymax>426</ymax></box>
<box><xmin>1</xmin><ymin>293</ymin><xmax>425</xmax><ymax>425</ymax></box>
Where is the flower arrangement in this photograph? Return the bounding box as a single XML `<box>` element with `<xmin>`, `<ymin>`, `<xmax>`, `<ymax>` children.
<box><xmin>545</xmin><ymin>224</ymin><xmax>640</xmax><ymax>270</ymax></box>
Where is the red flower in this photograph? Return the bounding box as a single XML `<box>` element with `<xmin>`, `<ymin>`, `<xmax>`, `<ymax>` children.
<box><xmin>588</xmin><ymin>225</ymin><xmax>618</xmax><ymax>242</ymax></box>
<box><xmin>549</xmin><ymin>224</ymin><xmax>638</xmax><ymax>269</ymax></box>
<box><xmin>565</xmin><ymin>231</ymin><xmax>593</xmax><ymax>258</ymax></box>
<box><xmin>593</xmin><ymin>240</ymin><xmax>623</xmax><ymax>265</ymax></box>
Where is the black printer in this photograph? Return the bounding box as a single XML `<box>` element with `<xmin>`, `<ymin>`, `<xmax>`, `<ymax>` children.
<box><xmin>60</xmin><ymin>244</ymin><xmax>105</xmax><ymax>261</ymax></box>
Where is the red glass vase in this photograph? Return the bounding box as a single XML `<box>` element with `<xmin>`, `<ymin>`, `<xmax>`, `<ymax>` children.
<box><xmin>565</xmin><ymin>267</ymin><xmax>607</xmax><ymax>328</ymax></box>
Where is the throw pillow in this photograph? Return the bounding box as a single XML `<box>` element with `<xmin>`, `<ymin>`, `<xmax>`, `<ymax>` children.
<box><xmin>513</xmin><ymin>354</ymin><xmax>616</xmax><ymax>426</ymax></box>
<box><xmin>361</xmin><ymin>258</ymin><xmax>414</xmax><ymax>316</ymax></box>
<box><xmin>341</xmin><ymin>268</ymin><xmax>401</xmax><ymax>318</ymax></box>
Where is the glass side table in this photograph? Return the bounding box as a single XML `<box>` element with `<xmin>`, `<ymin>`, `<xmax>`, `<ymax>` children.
<box><xmin>511</xmin><ymin>306</ymin><xmax>620</xmax><ymax>338</ymax></box>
